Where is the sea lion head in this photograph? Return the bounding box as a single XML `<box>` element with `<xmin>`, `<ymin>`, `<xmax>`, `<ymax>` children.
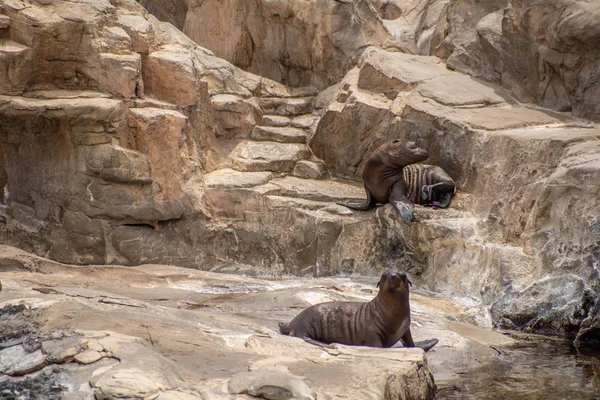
<box><xmin>376</xmin><ymin>268</ymin><xmax>412</xmax><ymax>294</ymax></box>
<box><xmin>379</xmin><ymin>140</ymin><xmax>429</xmax><ymax>167</ymax></box>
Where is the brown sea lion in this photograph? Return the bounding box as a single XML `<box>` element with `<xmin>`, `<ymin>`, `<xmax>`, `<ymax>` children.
<box><xmin>338</xmin><ymin>140</ymin><xmax>455</xmax><ymax>224</ymax></box>
<box><xmin>278</xmin><ymin>268</ymin><xmax>438</xmax><ymax>352</ymax></box>
<box><xmin>402</xmin><ymin>163</ymin><xmax>456</xmax><ymax>208</ymax></box>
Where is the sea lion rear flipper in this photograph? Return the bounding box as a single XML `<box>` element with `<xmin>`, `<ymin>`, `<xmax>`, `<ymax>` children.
<box><xmin>303</xmin><ymin>338</ymin><xmax>329</xmax><ymax>348</ymax></box>
<box><xmin>337</xmin><ymin>184</ymin><xmax>377</xmax><ymax>211</ymax></box>
<box><xmin>278</xmin><ymin>322</ymin><xmax>291</xmax><ymax>335</ymax></box>
<box><xmin>415</xmin><ymin>338</ymin><xmax>439</xmax><ymax>352</ymax></box>
<box><xmin>391</xmin><ymin>200</ymin><xmax>414</xmax><ymax>224</ymax></box>
<box><xmin>389</xmin><ymin>181</ymin><xmax>414</xmax><ymax>224</ymax></box>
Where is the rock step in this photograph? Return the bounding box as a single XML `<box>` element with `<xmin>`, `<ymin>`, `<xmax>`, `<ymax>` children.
<box><xmin>262</xmin><ymin>114</ymin><xmax>320</xmax><ymax>131</ymax></box>
<box><xmin>258</xmin><ymin>97</ymin><xmax>313</xmax><ymax>116</ymax></box>
<box><xmin>0</xmin><ymin>38</ymin><xmax>30</xmax><ymax>54</ymax></box>
<box><xmin>203</xmin><ymin>169</ymin><xmax>274</xmax><ymax>189</ymax></box>
<box><xmin>226</xmin><ymin>141</ymin><xmax>311</xmax><ymax>172</ymax></box>
<box><xmin>259</xmin><ymin>78</ymin><xmax>319</xmax><ymax>98</ymax></box>
<box><xmin>251</xmin><ymin>125</ymin><xmax>307</xmax><ymax>143</ymax></box>
<box><xmin>265</xmin><ymin>176</ymin><xmax>365</xmax><ymax>203</ymax></box>
<box><xmin>293</xmin><ymin>160</ymin><xmax>328</xmax><ymax>179</ymax></box>
<box><xmin>0</xmin><ymin>15</ymin><xmax>10</xmax><ymax>29</ymax></box>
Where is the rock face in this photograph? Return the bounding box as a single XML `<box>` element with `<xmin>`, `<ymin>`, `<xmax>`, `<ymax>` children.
<box><xmin>309</xmin><ymin>46</ymin><xmax>600</xmax><ymax>343</ymax></box>
<box><xmin>141</xmin><ymin>0</ymin><xmax>397</xmax><ymax>89</ymax></box>
<box><xmin>0</xmin><ymin>0</ymin><xmax>599</xmax><ymax>349</ymax></box>
<box><xmin>365</xmin><ymin>0</ymin><xmax>600</xmax><ymax>121</ymax></box>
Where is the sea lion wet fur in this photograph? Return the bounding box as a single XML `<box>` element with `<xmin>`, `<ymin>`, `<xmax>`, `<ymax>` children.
<box><xmin>338</xmin><ymin>139</ymin><xmax>447</xmax><ymax>224</ymax></box>
<box><xmin>279</xmin><ymin>268</ymin><xmax>438</xmax><ymax>351</ymax></box>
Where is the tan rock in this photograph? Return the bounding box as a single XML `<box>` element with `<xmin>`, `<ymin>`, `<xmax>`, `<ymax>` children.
<box><xmin>212</xmin><ymin>94</ymin><xmax>262</xmax><ymax>138</ymax></box>
<box><xmin>144</xmin><ymin>46</ymin><xmax>198</xmax><ymax>106</ymax></box>
<box><xmin>168</xmin><ymin>0</ymin><xmax>395</xmax><ymax>89</ymax></box>
<box><xmin>97</xmin><ymin>53</ymin><xmax>142</xmax><ymax>99</ymax></box>
<box><xmin>74</xmin><ymin>350</ymin><xmax>103</xmax><ymax>364</ymax></box>
<box><xmin>226</xmin><ymin>142</ymin><xmax>311</xmax><ymax>172</ymax></box>
<box><xmin>0</xmin><ymin>15</ymin><xmax>10</xmax><ymax>29</ymax></box>
<box><xmin>228</xmin><ymin>370</ymin><xmax>316</xmax><ymax>400</ymax></box>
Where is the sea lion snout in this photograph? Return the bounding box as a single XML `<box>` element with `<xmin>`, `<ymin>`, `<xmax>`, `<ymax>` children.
<box><xmin>377</xmin><ymin>269</ymin><xmax>412</xmax><ymax>289</ymax></box>
<box><xmin>406</xmin><ymin>141</ymin><xmax>429</xmax><ymax>160</ymax></box>
<box><xmin>383</xmin><ymin>140</ymin><xmax>429</xmax><ymax>165</ymax></box>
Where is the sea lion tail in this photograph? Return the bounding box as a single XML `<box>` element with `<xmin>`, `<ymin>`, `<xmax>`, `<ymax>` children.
<box><xmin>278</xmin><ymin>322</ymin><xmax>291</xmax><ymax>335</ymax></box>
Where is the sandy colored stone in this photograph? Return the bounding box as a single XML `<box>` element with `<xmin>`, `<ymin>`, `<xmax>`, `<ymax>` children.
<box><xmin>74</xmin><ymin>350</ymin><xmax>103</xmax><ymax>364</ymax></box>
<box><xmin>293</xmin><ymin>160</ymin><xmax>327</xmax><ymax>180</ymax></box>
<box><xmin>0</xmin><ymin>15</ymin><xmax>10</xmax><ymax>29</ymax></box>
<box><xmin>269</xmin><ymin>176</ymin><xmax>363</xmax><ymax>203</ymax></box>
<box><xmin>212</xmin><ymin>94</ymin><xmax>261</xmax><ymax>139</ymax></box>
<box><xmin>157</xmin><ymin>0</ymin><xmax>395</xmax><ymax>89</ymax></box>
<box><xmin>251</xmin><ymin>126</ymin><xmax>307</xmax><ymax>144</ymax></box>
<box><xmin>228</xmin><ymin>370</ymin><xmax>316</xmax><ymax>400</ymax></box>
<box><xmin>204</xmin><ymin>169</ymin><xmax>274</xmax><ymax>189</ymax></box>
<box><xmin>144</xmin><ymin>47</ymin><xmax>197</xmax><ymax>106</ymax></box>
<box><xmin>226</xmin><ymin>142</ymin><xmax>311</xmax><ymax>172</ymax></box>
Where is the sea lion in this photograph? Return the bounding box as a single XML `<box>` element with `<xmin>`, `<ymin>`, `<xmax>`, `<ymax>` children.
<box><xmin>278</xmin><ymin>268</ymin><xmax>438</xmax><ymax>352</ymax></box>
<box><xmin>337</xmin><ymin>140</ymin><xmax>454</xmax><ymax>224</ymax></box>
<box><xmin>402</xmin><ymin>164</ymin><xmax>456</xmax><ymax>208</ymax></box>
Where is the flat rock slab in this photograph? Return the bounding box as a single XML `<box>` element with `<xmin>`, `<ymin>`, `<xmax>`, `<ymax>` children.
<box><xmin>226</xmin><ymin>141</ymin><xmax>311</xmax><ymax>172</ymax></box>
<box><xmin>407</xmin><ymin>96</ymin><xmax>571</xmax><ymax>131</ymax></box>
<box><xmin>251</xmin><ymin>125</ymin><xmax>307</xmax><ymax>143</ymax></box>
<box><xmin>359</xmin><ymin>48</ymin><xmax>509</xmax><ymax>107</ymax></box>
<box><xmin>204</xmin><ymin>169</ymin><xmax>274</xmax><ymax>188</ymax></box>
<box><xmin>268</xmin><ymin>176</ymin><xmax>365</xmax><ymax>203</ymax></box>
<box><xmin>417</xmin><ymin>74</ymin><xmax>508</xmax><ymax>106</ymax></box>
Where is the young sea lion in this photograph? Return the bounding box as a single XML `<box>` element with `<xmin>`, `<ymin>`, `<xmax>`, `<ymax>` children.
<box><xmin>338</xmin><ymin>140</ymin><xmax>454</xmax><ymax>224</ymax></box>
<box><xmin>278</xmin><ymin>268</ymin><xmax>438</xmax><ymax>352</ymax></box>
<box><xmin>402</xmin><ymin>163</ymin><xmax>456</xmax><ymax>208</ymax></box>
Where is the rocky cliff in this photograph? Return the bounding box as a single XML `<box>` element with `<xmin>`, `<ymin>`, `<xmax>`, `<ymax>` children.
<box><xmin>0</xmin><ymin>0</ymin><xmax>598</xmax><ymax>351</ymax></box>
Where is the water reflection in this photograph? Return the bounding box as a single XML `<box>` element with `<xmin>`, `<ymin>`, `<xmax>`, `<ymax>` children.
<box><xmin>436</xmin><ymin>340</ymin><xmax>600</xmax><ymax>399</ymax></box>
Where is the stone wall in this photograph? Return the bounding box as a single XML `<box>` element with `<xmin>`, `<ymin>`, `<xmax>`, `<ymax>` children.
<box><xmin>141</xmin><ymin>0</ymin><xmax>397</xmax><ymax>89</ymax></box>
<box><xmin>368</xmin><ymin>0</ymin><xmax>600</xmax><ymax>121</ymax></box>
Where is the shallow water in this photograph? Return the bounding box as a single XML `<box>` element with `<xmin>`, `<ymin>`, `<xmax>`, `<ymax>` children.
<box><xmin>436</xmin><ymin>339</ymin><xmax>600</xmax><ymax>399</ymax></box>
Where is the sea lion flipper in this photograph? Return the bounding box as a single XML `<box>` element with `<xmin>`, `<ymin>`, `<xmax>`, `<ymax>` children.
<box><xmin>415</xmin><ymin>338</ymin><xmax>439</xmax><ymax>352</ymax></box>
<box><xmin>400</xmin><ymin>328</ymin><xmax>416</xmax><ymax>347</ymax></box>
<box><xmin>389</xmin><ymin>181</ymin><xmax>414</xmax><ymax>224</ymax></box>
<box><xmin>337</xmin><ymin>184</ymin><xmax>377</xmax><ymax>211</ymax></box>
<box><xmin>391</xmin><ymin>200</ymin><xmax>413</xmax><ymax>224</ymax></box>
<box><xmin>421</xmin><ymin>185</ymin><xmax>433</xmax><ymax>203</ymax></box>
<box><xmin>303</xmin><ymin>338</ymin><xmax>329</xmax><ymax>348</ymax></box>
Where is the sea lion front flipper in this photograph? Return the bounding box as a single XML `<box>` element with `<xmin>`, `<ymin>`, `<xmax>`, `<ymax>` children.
<box><xmin>337</xmin><ymin>184</ymin><xmax>377</xmax><ymax>211</ymax></box>
<box><xmin>389</xmin><ymin>181</ymin><xmax>414</xmax><ymax>224</ymax></box>
<box><xmin>400</xmin><ymin>327</ymin><xmax>416</xmax><ymax>347</ymax></box>
<box><xmin>415</xmin><ymin>338</ymin><xmax>439</xmax><ymax>352</ymax></box>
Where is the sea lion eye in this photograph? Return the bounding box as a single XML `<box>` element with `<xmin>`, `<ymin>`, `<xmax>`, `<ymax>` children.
<box><xmin>392</xmin><ymin>139</ymin><xmax>401</xmax><ymax>144</ymax></box>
